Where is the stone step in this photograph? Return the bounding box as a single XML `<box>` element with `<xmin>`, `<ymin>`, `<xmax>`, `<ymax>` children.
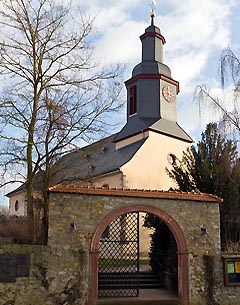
<box><xmin>139</xmin><ymin>271</ymin><xmax>161</xmax><ymax>280</ymax></box>
<box><xmin>139</xmin><ymin>272</ymin><xmax>163</xmax><ymax>289</ymax></box>
<box><xmin>99</xmin><ymin>271</ymin><xmax>163</xmax><ymax>290</ymax></box>
<box><xmin>97</xmin><ymin>300</ymin><xmax>180</xmax><ymax>305</ymax></box>
<box><xmin>140</xmin><ymin>283</ymin><xmax>163</xmax><ymax>289</ymax></box>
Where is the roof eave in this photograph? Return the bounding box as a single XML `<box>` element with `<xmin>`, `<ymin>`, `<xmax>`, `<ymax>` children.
<box><xmin>48</xmin><ymin>185</ymin><xmax>223</xmax><ymax>203</ymax></box>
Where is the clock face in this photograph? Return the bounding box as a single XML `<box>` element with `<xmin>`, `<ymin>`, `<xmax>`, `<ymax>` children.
<box><xmin>162</xmin><ymin>85</ymin><xmax>175</xmax><ymax>103</ymax></box>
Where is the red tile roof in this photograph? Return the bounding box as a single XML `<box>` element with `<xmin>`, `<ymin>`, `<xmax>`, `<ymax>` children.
<box><xmin>48</xmin><ymin>184</ymin><xmax>222</xmax><ymax>203</ymax></box>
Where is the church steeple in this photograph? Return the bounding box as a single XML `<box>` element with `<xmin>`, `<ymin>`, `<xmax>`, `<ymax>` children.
<box><xmin>150</xmin><ymin>0</ymin><xmax>157</xmax><ymax>25</ymax></box>
<box><xmin>125</xmin><ymin>14</ymin><xmax>176</xmax><ymax>121</ymax></box>
<box><xmin>114</xmin><ymin>10</ymin><xmax>192</xmax><ymax>144</ymax></box>
<box><xmin>140</xmin><ymin>19</ymin><xmax>165</xmax><ymax>63</ymax></box>
<box><xmin>139</xmin><ymin>10</ymin><xmax>165</xmax><ymax>64</ymax></box>
<box><xmin>137</xmin><ymin>1</ymin><xmax>166</xmax><ymax>66</ymax></box>
<box><xmin>150</xmin><ymin>5</ymin><xmax>155</xmax><ymax>26</ymax></box>
<box><xmin>131</xmin><ymin>12</ymin><xmax>171</xmax><ymax>79</ymax></box>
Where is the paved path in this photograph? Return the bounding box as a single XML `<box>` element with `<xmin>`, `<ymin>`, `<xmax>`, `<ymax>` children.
<box><xmin>98</xmin><ymin>288</ymin><xmax>178</xmax><ymax>302</ymax></box>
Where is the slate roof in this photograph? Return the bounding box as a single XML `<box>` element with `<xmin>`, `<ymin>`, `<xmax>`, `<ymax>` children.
<box><xmin>132</xmin><ymin>61</ymin><xmax>172</xmax><ymax>78</ymax></box>
<box><xmin>114</xmin><ymin>117</ymin><xmax>193</xmax><ymax>143</ymax></box>
<box><xmin>49</xmin><ymin>184</ymin><xmax>223</xmax><ymax>203</ymax></box>
<box><xmin>50</xmin><ymin>133</ymin><xmax>146</xmax><ymax>185</ymax></box>
<box><xmin>6</xmin><ymin>134</ymin><xmax>147</xmax><ymax>195</ymax></box>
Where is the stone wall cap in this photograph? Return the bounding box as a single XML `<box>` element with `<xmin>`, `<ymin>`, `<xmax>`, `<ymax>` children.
<box><xmin>48</xmin><ymin>184</ymin><xmax>222</xmax><ymax>203</ymax></box>
<box><xmin>222</xmin><ymin>254</ymin><xmax>240</xmax><ymax>258</ymax></box>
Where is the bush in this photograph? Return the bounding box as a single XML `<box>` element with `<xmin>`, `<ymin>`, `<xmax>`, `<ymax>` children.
<box><xmin>0</xmin><ymin>216</ymin><xmax>44</xmax><ymax>244</ymax></box>
<box><xmin>0</xmin><ymin>204</ymin><xmax>9</xmax><ymax>216</ymax></box>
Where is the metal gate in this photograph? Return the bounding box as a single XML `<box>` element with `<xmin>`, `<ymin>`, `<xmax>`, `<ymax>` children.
<box><xmin>98</xmin><ymin>212</ymin><xmax>140</xmax><ymax>298</ymax></box>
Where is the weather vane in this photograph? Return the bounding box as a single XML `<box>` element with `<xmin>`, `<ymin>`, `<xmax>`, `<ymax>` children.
<box><xmin>149</xmin><ymin>0</ymin><xmax>156</xmax><ymax>24</ymax></box>
<box><xmin>150</xmin><ymin>0</ymin><xmax>156</xmax><ymax>15</ymax></box>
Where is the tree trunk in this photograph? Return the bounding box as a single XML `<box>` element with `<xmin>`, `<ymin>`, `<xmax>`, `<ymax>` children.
<box><xmin>26</xmin><ymin>83</ymin><xmax>38</xmax><ymax>244</ymax></box>
<box><xmin>26</xmin><ymin>161</ymin><xmax>35</xmax><ymax>244</ymax></box>
<box><xmin>42</xmin><ymin>168</ymin><xmax>50</xmax><ymax>245</ymax></box>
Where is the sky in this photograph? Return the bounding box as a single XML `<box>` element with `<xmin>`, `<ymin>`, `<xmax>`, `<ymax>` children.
<box><xmin>1</xmin><ymin>0</ymin><xmax>240</xmax><ymax>207</ymax></box>
<box><xmin>79</xmin><ymin>0</ymin><xmax>239</xmax><ymax>139</ymax></box>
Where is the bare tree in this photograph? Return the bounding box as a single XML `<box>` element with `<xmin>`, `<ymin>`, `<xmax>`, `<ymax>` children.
<box><xmin>0</xmin><ymin>0</ymin><xmax>123</xmax><ymax>243</ymax></box>
<box><xmin>195</xmin><ymin>47</ymin><xmax>240</xmax><ymax>139</ymax></box>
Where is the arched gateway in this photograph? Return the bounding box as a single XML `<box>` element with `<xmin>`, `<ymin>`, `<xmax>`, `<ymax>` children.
<box><xmin>89</xmin><ymin>204</ymin><xmax>189</xmax><ymax>305</ymax></box>
<box><xmin>48</xmin><ymin>185</ymin><xmax>221</xmax><ymax>305</ymax></box>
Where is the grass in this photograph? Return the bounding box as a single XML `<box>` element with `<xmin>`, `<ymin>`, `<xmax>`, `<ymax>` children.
<box><xmin>99</xmin><ymin>258</ymin><xmax>150</xmax><ymax>267</ymax></box>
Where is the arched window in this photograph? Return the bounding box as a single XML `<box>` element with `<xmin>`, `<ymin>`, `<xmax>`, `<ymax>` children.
<box><xmin>15</xmin><ymin>200</ymin><xmax>19</xmax><ymax>211</ymax></box>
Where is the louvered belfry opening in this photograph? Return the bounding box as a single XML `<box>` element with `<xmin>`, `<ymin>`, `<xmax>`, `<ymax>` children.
<box><xmin>129</xmin><ymin>85</ymin><xmax>137</xmax><ymax>115</ymax></box>
<box><xmin>98</xmin><ymin>212</ymin><xmax>140</xmax><ymax>298</ymax></box>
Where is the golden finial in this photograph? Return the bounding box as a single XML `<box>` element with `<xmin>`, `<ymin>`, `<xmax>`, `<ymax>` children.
<box><xmin>150</xmin><ymin>0</ymin><xmax>156</xmax><ymax>25</ymax></box>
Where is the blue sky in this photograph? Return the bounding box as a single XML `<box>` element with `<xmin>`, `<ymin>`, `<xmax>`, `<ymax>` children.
<box><xmin>1</xmin><ymin>0</ymin><xmax>240</xmax><ymax>206</ymax></box>
<box><xmin>80</xmin><ymin>0</ymin><xmax>239</xmax><ymax>140</ymax></box>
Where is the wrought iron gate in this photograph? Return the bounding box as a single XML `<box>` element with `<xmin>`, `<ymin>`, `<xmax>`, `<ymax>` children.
<box><xmin>98</xmin><ymin>212</ymin><xmax>140</xmax><ymax>298</ymax></box>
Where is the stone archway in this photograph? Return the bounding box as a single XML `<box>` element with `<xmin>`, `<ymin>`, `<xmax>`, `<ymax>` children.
<box><xmin>89</xmin><ymin>203</ymin><xmax>189</xmax><ymax>305</ymax></box>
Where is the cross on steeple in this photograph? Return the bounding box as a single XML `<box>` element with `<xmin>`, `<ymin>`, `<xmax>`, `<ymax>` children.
<box><xmin>149</xmin><ymin>0</ymin><xmax>156</xmax><ymax>25</ymax></box>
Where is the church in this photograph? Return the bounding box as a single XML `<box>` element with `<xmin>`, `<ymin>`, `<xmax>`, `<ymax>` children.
<box><xmin>7</xmin><ymin>12</ymin><xmax>193</xmax><ymax>215</ymax></box>
<box><xmin>3</xmin><ymin>9</ymin><xmax>240</xmax><ymax>305</ymax></box>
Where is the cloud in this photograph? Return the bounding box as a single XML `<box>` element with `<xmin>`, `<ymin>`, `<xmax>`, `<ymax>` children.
<box><xmin>160</xmin><ymin>0</ymin><xmax>234</xmax><ymax>84</ymax></box>
<box><xmin>83</xmin><ymin>0</ymin><xmax>237</xmax><ymax>139</ymax></box>
<box><xmin>85</xmin><ymin>0</ymin><xmax>236</xmax><ymax>92</ymax></box>
<box><xmin>0</xmin><ymin>171</ymin><xmax>23</xmax><ymax>207</ymax></box>
<box><xmin>0</xmin><ymin>0</ymin><xmax>237</xmax><ymax>139</ymax></box>
<box><xmin>94</xmin><ymin>20</ymin><xmax>145</xmax><ymax>65</ymax></box>
<box><xmin>169</xmin><ymin>51</ymin><xmax>209</xmax><ymax>89</ymax></box>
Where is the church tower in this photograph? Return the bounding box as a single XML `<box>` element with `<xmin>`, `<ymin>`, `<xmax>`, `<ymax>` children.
<box><xmin>114</xmin><ymin>13</ymin><xmax>192</xmax><ymax>144</ymax></box>
<box><xmin>6</xmin><ymin>9</ymin><xmax>194</xmax><ymax>215</ymax></box>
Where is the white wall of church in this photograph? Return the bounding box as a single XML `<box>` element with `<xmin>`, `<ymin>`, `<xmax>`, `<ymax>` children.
<box><xmin>115</xmin><ymin>131</ymin><xmax>149</xmax><ymax>150</ymax></box>
<box><xmin>9</xmin><ymin>192</ymin><xmax>26</xmax><ymax>216</ymax></box>
<box><xmin>120</xmin><ymin>131</ymin><xmax>190</xmax><ymax>190</ymax></box>
<box><xmin>9</xmin><ymin>191</ymin><xmax>43</xmax><ymax>217</ymax></box>
<box><xmin>93</xmin><ymin>171</ymin><xmax>123</xmax><ymax>188</ymax></box>
<box><xmin>139</xmin><ymin>212</ymin><xmax>153</xmax><ymax>259</ymax></box>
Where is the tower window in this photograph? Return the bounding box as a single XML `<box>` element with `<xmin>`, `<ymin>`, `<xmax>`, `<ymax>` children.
<box><xmin>130</xmin><ymin>85</ymin><xmax>137</xmax><ymax>115</ymax></box>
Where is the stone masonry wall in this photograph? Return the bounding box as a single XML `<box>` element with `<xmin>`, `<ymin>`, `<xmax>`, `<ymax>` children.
<box><xmin>48</xmin><ymin>192</ymin><xmax>220</xmax><ymax>305</ymax></box>
<box><xmin>0</xmin><ymin>240</ymin><xmax>88</xmax><ymax>305</ymax></box>
<box><xmin>0</xmin><ymin>192</ymin><xmax>240</xmax><ymax>305</ymax></box>
<box><xmin>0</xmin><ymin>244</ymin><xmax>50</xmax><ymax>305</ymax></box>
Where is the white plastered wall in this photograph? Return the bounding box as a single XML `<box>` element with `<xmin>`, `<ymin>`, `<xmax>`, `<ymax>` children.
<box><xmin>114</xmin><ymin>131</ymin><xmax>191</xmax><ymax>257</ymax></box>
<box><xmin>9</xmin><ymin>191</ymin><xmax>26</xmax><ymax>216</ymax></box>
<box><xmin>93</xmin><ymin>171</ymin><xmax>123</xmax><ymax>188</ymax></box>
<box><xmin>120</xmin><ymin>130</ymin><xmax>190</xmax><ymax>190</ymax></box>
<box><xmin>9</xmin><ymin>190</ymin><xmax>43</xmax><ymax>216</ymax></box>
<box><xmin>139</xmin><ymin>212</ymin><xmax>153</xmax><ymax>259</ymax></box>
